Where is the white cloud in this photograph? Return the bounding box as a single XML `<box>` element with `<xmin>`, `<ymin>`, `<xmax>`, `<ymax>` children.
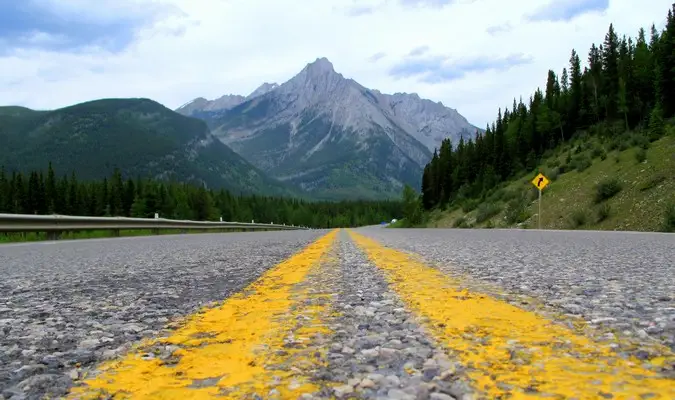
<box><xmin>0</xmin><ymin>0</ymin><xmax>671</xmax><ymax>127</ymax></box>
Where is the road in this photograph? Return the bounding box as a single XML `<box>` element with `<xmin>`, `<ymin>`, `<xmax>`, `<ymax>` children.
<box><xmin>0</xmin><ymin>228</ymin><xmax>673</xmax><ymax>399</ymax></box>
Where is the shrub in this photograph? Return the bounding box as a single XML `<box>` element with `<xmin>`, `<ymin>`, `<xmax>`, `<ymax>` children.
<box><xmin>594</xmin><ymin>178</ymin><xmax>623</xmax><ymax>204</ymax></box>
<box><xmin>547</xmin><ymin>167</ymin><xmax>560</xmax><ymax>182</ymax></box>
<box><xmin>547</xmin><ymin>159</ymin><xmax>561</xmax><ymax>169</ymax></box>
<box><xmin>486</xmin><ymin>189</ymin><xmax>504</xmax><ymax>203</ymax></box>
<box><xmin>607</xmin><ymin>139</ymin><xmax>619</xmax><ymax>151</ymax></box>
<box><xmin>453</xmin><ymin>216</ymin><xmax>468</xmax><ymax>228</ymax></box>
<box><xmin>504</xmin><ymin>197</ymin><xmax>530</xmax><ymax>225</ymax></box>
<box><xmin>596</xmin><ymin>203</ymin><xmax>611</xmax><ymax>223</ymax></box>
<box><xmin>568</xmin><ymin>209</ymin><xmax>588</xmax><ymax>228</ymax></box>
<box><xmin>501</xmin><ymin>189</ymin><xmax>520</xmax><ymax>202</ymax></box>
<box><xmin>475</xmin><ymin>202</ymin><xmax>502</xmax><ymax>224</ymax></box>
<box><xmin>635</xmin><ymin>148</ymin><xmax>647</xmax><ymax>163</ymax></box>
<box><xmin>591</xmin><ymin>146</ymin><xmax>604</xmax><ymax>159</ymax></box>
<box><xmin>630</xmin><ymin>133</ymin><xmax>650</xmax><ymax>150</ymax></box>
<box><xmin>663</xmin><ymin>203</ymin><xmax>675</xmax><ymax>232</ymax></box>
<box><xmin>485</xmin><ymin>220</ymin><xmax>495</xmax><ymax>229</ymax></box>
<box><xmin>461</xmin><ymin>198</ymin><xmax>480</xmax><ymax>213</ymax></box>
<box><xmin>572</xmin><ymin>155</ymin><xmax>592</xmax><ymax>172</ymax></box>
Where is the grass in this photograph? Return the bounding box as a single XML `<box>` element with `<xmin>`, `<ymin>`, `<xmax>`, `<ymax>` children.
<box><xmin>0</xmin><ymin>228</ymin><xmax>265</xmax><ymax>244</ymax></box>
<box><xmin>422</xmin><ymin>131</ymin><xmax>675</xmax><ymax>232</ymax></box>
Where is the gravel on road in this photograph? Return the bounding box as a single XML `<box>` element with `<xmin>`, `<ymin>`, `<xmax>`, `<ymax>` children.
<box><xmin>314</xmin><ymin>231</ymin><xmax>473</xmax><ymax>400</ymax></box>
<box><xmin>349</xmin><ymin>229</ymin><xmax>675</xmax><ymax>399</ymax></box>
<box><xmin>352</xmin><ymin>228</ymin><xmax>675</xmax><ymax>359</ymax></box>
<box><xmin>0</xmin><ymin>231</ymin><xmax>326</xmax><ymax>399</ymax></box>
<box><xmin>2</xmin><ymin>227</ymin><xmax>674</xmax><ymax>399</ymax></box>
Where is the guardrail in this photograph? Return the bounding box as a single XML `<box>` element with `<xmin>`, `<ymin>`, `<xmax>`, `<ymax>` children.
<box><xmin>0</xmin><ymin>213</ymin><xmax>308</xmax><ymax>239</ymax></box>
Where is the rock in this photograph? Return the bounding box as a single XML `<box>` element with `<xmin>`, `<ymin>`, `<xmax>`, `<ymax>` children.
<box><xmin>67</xmin><ymin>369</ymin><xmax>79</xmax><ymax>380</ymax></box>
<box><xmin>387</xmin><ymin>388</ymin><xmax>416</xmax><ymax>399</ymax></box>
<box><xmin>333</xmin><ymin>385</ymin><xmax>354</xmax><ymax>398</ymax></box>
<box><xmin>431</xmin><ymin>393</ymin><xmax>455</xmax><ymax>400</ymax></box>
<box><xmin>359</xmin><ymin>378</ymin><xmax>376</xmax><ymax>388</ymax></box>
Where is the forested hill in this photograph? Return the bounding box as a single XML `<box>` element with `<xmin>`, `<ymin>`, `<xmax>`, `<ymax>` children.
<box><xmin>420</xmin><ymin>3</ymin><xmax>675</xmax><ymax>212</ymax></box>
<box><xmin>0</xmin><ymin>164</ymin><xmax>402</xmax><ymax>228</ymax></box>
<box><xmin>0</xmin><ymin>99</ymin><xmax>297</xmax><ymax>197</ymax></box>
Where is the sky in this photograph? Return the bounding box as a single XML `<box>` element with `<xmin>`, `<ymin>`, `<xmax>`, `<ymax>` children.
<box><xmin>0</xmin><ymin>0</ymin><xmax>671</xmax><ymax>127</ymax></box>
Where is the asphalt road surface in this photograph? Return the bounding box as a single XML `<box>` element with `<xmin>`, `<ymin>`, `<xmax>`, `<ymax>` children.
<box><xmin>0</xmin><ymin>227</ymin><xmax>673</xmax><ymax>399</ymax></box>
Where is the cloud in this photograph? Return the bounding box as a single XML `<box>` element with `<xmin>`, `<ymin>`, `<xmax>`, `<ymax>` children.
<box><xmin>399</xmin><ymin>0</ymin><xmax>457</xmax><ymax>8</ymax></box>
<box><xmin>345</xmin><ymin>0</ymin><xmax>458</xmax><ymax>16</ymax></box>
<box><xmin>528</xmin><ymin>0</ymin><xmax>610</xmax><ymax>22</ymax></box>
<box><xmin>0</xmin><ymin>0</ymin><xmax>179</xmax><ymax>54</ymax></box>
<box><xmin>0</xmin><ymin>0</ymin><xmax>671</xmax><ymax>128</ymax></box>
<box><xmin>390</xmin><ymin>52</ymin><xmax>533</xmax><ymax>82</ymax></box>
<box><xmin>408</xmin><ymin>46</ymin><xmax>430</xmax><ymax>56</ymax></box>
<box><xmin>487</xmin><ymin>23</ymin><xmax>513</xmax><ymax>35</ymax></box>
<box><xmin>368</xmin><ymin>52</ymin><xmax>387</xmax><ymax>62</ymax></box>
<box><xmin>345</xmin><ymin>5</ymin><xmax>377</xmax><ymax>16</ymax></box>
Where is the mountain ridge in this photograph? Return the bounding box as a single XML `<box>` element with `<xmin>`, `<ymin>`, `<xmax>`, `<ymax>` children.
<box><xmin>177</xmin><ymin>57</ymin><xmax>480</xmax><ymax>153</ymax></box>
<box><xmin>178</xmin><ymin>57</ymin><xmax>480</xmax><ymax>199</ymax></box>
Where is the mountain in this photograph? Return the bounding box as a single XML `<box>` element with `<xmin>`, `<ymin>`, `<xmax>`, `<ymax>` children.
<box><xmin>0</xmin><ymin>99</ymin><xmax>296</xmax><ymax>196</ymax></box>
<box><xmin>176</xmin><ymin>82</ymin><xmax>280</xmax><ymax>117</ymax></box>
<box><xmin>181</xmin><ymin>57</ymin><xmax>480</xmax><ymax>200</ymax></box>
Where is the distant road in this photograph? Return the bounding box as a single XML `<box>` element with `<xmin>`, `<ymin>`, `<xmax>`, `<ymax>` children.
<box><xmin>1</xmin><ymin>228</ymin><xmax>673</xmax><ymax>399</ymax></box>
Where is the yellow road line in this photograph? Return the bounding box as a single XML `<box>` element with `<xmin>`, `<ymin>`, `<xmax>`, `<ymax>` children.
<box><xmin>348</xmin><ymin>230</ymin><xmax>675</xmax><ymax>400</ymax></box>
<box><xmin>68</xmin><ymin>230</ymin><xmax>339</xmax><ymax>399</ymax></box>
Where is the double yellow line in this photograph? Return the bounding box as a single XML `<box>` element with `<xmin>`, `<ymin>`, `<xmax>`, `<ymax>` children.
<box><xmin>68</xmin><ymin>229</ymin><xmax>675</xmax><ymax>399</ymax></box>
<box><xmin>348</xmin><ymin>230</ymin><xmax>675</xmax><ymax>400</ymax></box>
<box><xmin>69</xmin><ymin>230</ymin><xmax>340</xmax><ymax>399</ymax></box>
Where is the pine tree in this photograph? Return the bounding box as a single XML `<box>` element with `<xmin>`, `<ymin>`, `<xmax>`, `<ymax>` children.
<box><xmin>569</xmin><ymin>49</ymin><xmax>583</xmax><ymax>128</ymax></box>
<box><xmin>130</xmin><ymin>195</ymin><xmax>146</xmax><ymax>218</ymax></box>
<box><xmin>618</xmin><ymin>77</ymin><xmax>629</xmax><ymax>131</ymax></box>
<box><xmin>45</xmin><ymin>162</ymin><xmax>57</xmax><ymax>213</ymax></box>
<box><xmin>602</xmin><ymin>24</ymin><xmax>620</xmax><ymax>120</ymax></box>
<box><xmin>648</xmin><ymin>102</ymin><xmax>665</xmax><ymax>140</ymax></box>
<box><xmin>659</xmin><ymin>6</ymin><xmax>675</xmax><ymax>116</ymax></box>
<box><xmin>0</xmin><ymin>167</ymin><xmax>8</xmax><ymax>213</ymax></box>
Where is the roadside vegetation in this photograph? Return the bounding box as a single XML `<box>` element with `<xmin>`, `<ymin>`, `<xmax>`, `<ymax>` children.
<box><xmin>0</xmin><ymin>165</ymin><xmax>402</xmax><ymax>243</ymax></box>
<box><xmin>397</xmin><ymin>4</ymin><xmax>675</xmax><ymax>233</ymax></box>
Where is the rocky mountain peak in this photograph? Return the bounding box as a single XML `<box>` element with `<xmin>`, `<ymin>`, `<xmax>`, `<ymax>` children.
<box><xmin>247</xmin><ymin>82</ymin><xmax>280</xmax><ymax>99</ymax></box>
<box><xmin>305</xmin><ymin>57</ymin><xmax>335</xmax><ymax>74</ymax></box>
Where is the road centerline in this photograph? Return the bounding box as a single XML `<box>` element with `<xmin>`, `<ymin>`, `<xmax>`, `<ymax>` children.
<box><xmin>67</xmin><ymin>229</ymin><xmax>339</xmax><ymax>399</ymax></box>
<box><xmin>348</xmin><ymin>229</ymin><xmax>675</xmax><ymax>399</ymax></box>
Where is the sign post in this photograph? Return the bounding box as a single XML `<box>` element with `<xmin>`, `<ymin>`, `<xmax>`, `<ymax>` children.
<box><xmin>530</xmin><ymin>172</ymin><xmax>550</xmax><ymax>229</ymax></box>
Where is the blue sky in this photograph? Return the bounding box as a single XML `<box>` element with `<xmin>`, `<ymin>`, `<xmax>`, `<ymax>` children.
<box><xmin>0</xmin><ymin>0</ymin><xmax>671</xmax><ymax>127</ymax></box>
<box><xmin>0</xmin><ymin>1</ymin><xmax>174</xmax><ymax>54</ymax></box>
<box><xmin>529</xmin><ymin>0</ymin><xmax>610</xmax><ymax>22</ymax></box>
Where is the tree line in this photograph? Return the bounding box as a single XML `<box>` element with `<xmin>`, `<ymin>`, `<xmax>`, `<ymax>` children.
<box><xmin>0</xmin><ymin>164</ymin><xmax>402</xmax><ymax>228</ymax></box>
<box><xmin>421</xmin><ymin>3</ymin><xmax>675</xmax><ymax>211</ymax></box>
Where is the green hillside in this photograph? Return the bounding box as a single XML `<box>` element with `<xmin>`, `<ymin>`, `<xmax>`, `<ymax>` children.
<box><xmin>398</xmin><ymin>4</ymin><xmax>675</xmax><ymax>233</ymax></box>
<box><xmin>0</xmin><ymin>99</ymin><xmax>297</xmax><ymax>197</ymax></box>
<box><xmin>421</xmin><ymin>130</ymin><xmax>675</xmax><ymax>232</ymax></box>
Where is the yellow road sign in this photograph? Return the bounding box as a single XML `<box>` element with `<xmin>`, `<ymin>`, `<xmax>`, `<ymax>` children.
<box><xmin>531</xmin><ymin>172</ymin><xmax>550</xmax><ymax>190</ymax></box>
